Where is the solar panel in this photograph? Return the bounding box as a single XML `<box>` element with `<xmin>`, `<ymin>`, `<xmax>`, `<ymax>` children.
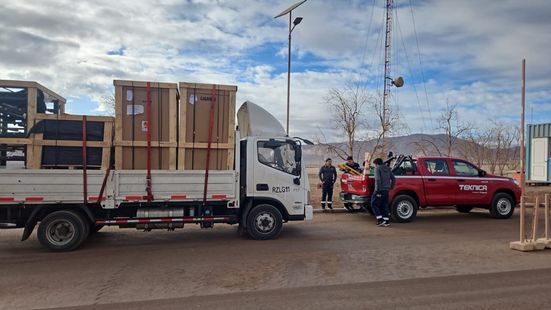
<box><xmin>274</xmin><ymin>0</ymin><xmax>307</xmax><ymax>18</ymax></box>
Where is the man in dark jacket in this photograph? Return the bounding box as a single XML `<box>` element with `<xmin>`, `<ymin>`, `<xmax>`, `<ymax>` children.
<box><xmin>345</xmin><ymin>156</ymin><xmax>361</xmax><ymax>173</ymax></box>
<box><xmin>371</xmin><ymin>158</ymin><xmax>396</xmax><ymax>226</ymax></box>
<box><xmin>319</xmin><ymin>158</ymin><xmax>337</xmax><ymax>210</ymax></box>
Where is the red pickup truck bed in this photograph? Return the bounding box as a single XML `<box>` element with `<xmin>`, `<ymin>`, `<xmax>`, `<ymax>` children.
<box><xmin>340</xmin><ymin>156</ymin><xmax>521</xmax><ymax>222</ymax></box>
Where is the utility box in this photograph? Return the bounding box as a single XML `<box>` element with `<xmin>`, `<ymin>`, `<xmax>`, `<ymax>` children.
<box><xmin>526</xmin><ymin>123</ymin><xmax>551</xmax><ymax>183</ymax></box>
<box><xmin>178</xmin><ymin>82</ymin><xmax>237</xmax><ymax>170</ymax></box>
<box><xmin>114</xmin><ymin>80</ymin><xmax>178</xmax><ymax>170</ymax></box>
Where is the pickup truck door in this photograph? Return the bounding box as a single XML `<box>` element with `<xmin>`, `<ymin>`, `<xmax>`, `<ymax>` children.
<box><xmin>452</xmin><ymin>160</ymin><xmax>489</xmax><ymax>205</ymax></box>
<box><xmin>422</xmin><ymin>159</ymin><xmax>457</xmax><ymax>206</ymax></box>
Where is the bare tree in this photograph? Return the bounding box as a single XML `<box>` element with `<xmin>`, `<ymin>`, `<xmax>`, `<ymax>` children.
<box><xmin>99</xmin><ymin>93</ymin><xmax>115</xmax><ymax>116</ymax></box>
<box><xmin>323</xmin><ymin>84</ymin><xmax>371</xmax><ymax>160</ymax></box>
<box><xmin>438</xmin><ymin>101</ymin><xmax>471</xmax><ymax>157</ymax></box>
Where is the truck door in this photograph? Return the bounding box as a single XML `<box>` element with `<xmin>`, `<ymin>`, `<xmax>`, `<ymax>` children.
<box><xmin>452</xmin><ymin>160</ymin><xmax>488</xmax><ymax>205</ymax></box>
<box><xmin>250</xmin><ymin>139</ymin><xmax>305</xmax><ymax>214</ymax></box>
<box><xmin>422</xmin><ymin>159</ymin><xmax>456</xmax><ymax>206</ymax></box>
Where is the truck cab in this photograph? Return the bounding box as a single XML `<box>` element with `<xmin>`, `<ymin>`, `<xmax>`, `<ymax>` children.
<box><xmin>340</xmin><ymin>155</ymin><xmax>521</xmax><ymax>222</ymax></box>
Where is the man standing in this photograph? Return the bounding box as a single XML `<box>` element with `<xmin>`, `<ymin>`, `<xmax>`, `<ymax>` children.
<box><xmin>345</xmin><ymin>156</ymin><xmax>361</xmax><ymax>173</ymax></box>
<box><xmin>319</xmin><ymin>158</ymin><xmax>337</xmax><ymax>211</ymax></box>
<box><xmin>371</xmin><ymin>158</ymin><xmax>396</xmax><ymax>226</ymax></box>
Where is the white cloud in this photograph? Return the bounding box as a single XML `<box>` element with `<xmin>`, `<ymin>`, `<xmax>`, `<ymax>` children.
<box><xmin>1</xmin><ymin>0</ymin><xmax>549</xmax><ymax>143</ymax></box>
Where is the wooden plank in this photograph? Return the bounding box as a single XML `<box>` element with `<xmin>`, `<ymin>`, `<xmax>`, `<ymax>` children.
<box><xmin>113</xmin><ymin>80</ymin><xmax>177</xmax><ymax>89</ymax></box>
<box><xmin>114</xmin><ymin>85</ymin><xmax>123</xmax><ymax>144</ymax></box>
<box><xmin>27</xmin><ymin>87</ymin><xmax>37</xmax><ymax>135</ymax></box>
<box><xmin>227</xmin><ymin>90</ymin><xmax>236</xmax><ymax>169</ymax></box>
<box><xmin>179</xmin><ymin>82</ymin><xmax>237</xmax><ymax>92</ymax></box>
<box><xmin>169</xmin><ymin>88</ymin><xmax>177</xmax><ymax>143</ymax></box>
<box><xmin>34</xmin><ymin>114</ymin><xmax>114</xmax><ymax>122</ymax></box>
<box><xmin>169</xmin><ymin>147</ymin><xmax>177</xmax><ymax>170</ymax></box>
<box><xmin>28</xmin><ymin>133</ymin><xmax>43</xmax><ymax>169</ymax></box>
<box><xmin>115</xmin><ymin>146</ymin><xmax>123</xmax><ymax>170</ymax></box>
<box><xmin>114</xmin><ymin>141</ymin><xmax>177</xmax><ymax>147</ymax></box>
<box><xmin>532</xmin><ymin>196</ymin><xmax>540</xmax><ymax>242</ymax></box>
<box><xmin>0</xmin><ymin>138</ymin><xmax>32</xmax><ymax>145</ymax></box>
<box><xmin>102</xmin><ymin>120</ymin><xmax>113</xmax><ymax>170</ymax></box>
<box><xmin>180</xmin><ymin>143</ymin><xmax>233</xmax><ymax>149</ymax></box>
<box><xmin>33</xmin><ymin>140</ymin><xmax>110</xmax><ymax>148</ymax></box>
<box><xmin>178</xmin><ymin>86</ymin><xmax>188</xmax><ymax>170</ymax></box>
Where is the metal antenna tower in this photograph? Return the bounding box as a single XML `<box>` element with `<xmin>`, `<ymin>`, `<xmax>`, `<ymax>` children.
<box><xmin>382</xmin><ymin>0</ymin><xmax>393</xmax><ymax>153</ymax></box>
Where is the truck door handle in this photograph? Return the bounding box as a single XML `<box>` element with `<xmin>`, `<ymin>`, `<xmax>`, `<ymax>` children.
<box><xmin>256</xmin><ymin>184</ymin><xmax>269</xmax><ymax>191</ymax></box>
<box><xmin>427</xmin><ymin>178</ymin><xmax>437</xmax><ymax>182</ymax></box>
<box><xmin>458</xmin><ymin>179</ymin><xmax>465</xmax><ymax>182</ymax></box>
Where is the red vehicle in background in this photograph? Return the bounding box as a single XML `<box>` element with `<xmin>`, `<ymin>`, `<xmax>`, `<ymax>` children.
<box><xmin>340</xmin><ymin>155</ymin><xmax>522</xmax><ymax>222</ymax></box>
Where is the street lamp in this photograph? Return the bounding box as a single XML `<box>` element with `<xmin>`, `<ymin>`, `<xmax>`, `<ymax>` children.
<box><xmin>275</xmin><ymin>0</ymin><xmax>306</xmax><ymax>136</ymax></box>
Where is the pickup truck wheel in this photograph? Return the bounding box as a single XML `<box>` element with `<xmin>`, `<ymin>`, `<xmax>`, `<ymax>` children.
<box><xmin>490</xmin><ymin>193</ymin><xmax>515</xmax><ymax>219</ymax></box>
<box><xmin>391</xmin><ymin>195</ymin><xmax>418</xmax><ymax>223</ymax></box>
<box><xmin>456</xmin><ymin>206</ymin><xmax>473</xmax><ymax>213</ymax></box>
<box><xmin>37</xmin><ymin>210</ymin><xmax>89</xmax><ymax>252</ymax></box>
<box><xmin>247</xmin><ymin>204</ymin><xmax>283</xmax><ymax>240</ymax></box>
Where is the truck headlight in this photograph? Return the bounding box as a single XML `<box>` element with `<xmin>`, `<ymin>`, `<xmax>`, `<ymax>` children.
<box><xmin>512</xmin><ymin>179</ymin><xmax>520</xmax><ymax>186</ymax></box>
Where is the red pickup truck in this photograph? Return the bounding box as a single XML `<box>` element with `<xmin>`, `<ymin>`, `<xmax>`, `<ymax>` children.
<box><xmin>340</xmin><ymin>155</ymin><xmax>521</xmax><ymax>222</ymax></box>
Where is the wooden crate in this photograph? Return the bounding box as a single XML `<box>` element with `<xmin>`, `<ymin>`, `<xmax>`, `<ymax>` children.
<box><xmin>114</xmin><ymin>80</ymin><xmax>178</xmax><ymax>170</ymax></box>
<box><xmin>0</xmin><ymin>114</ymin><xmax>114</xmax><ymax>169</ymax></box>
<box><xmin>178</xmin><ymin>82</ymin><xmax>237</xmax><ymax>170</ymax></box>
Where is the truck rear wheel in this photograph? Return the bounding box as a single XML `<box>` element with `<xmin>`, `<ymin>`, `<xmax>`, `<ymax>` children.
<box><xmin>456</xmin><ymin>206</ymin><xmax>473</xmax><ymax>213</ymax></box>
<box><xmin>246</xmin><ymin>204</ymin><xmax>283</xmax><ymax>240</ymax></box>
<box><xmin>489</xmin><ymin>193</ymin><xmax>515</xmax><ymax>219</ymax></box>
<box><xmin>37</xmin><ymin>210</ymin><xmax>89</xmax><ymax>251</ymax></box>
<box><xmin>391</xmin><ymin>195</ymin><xmax>417</xmax><ymax>223</ymax></box>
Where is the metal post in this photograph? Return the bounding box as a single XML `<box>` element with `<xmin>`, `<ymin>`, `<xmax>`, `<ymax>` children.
<box><xmin>286</xmin><ymin>12</ymin><xmax>292</xmax><ymax>136</ymax></box>
<box><xmin>520</xmin><ymin>59</ymin><xmax>526</xmax><ymax>242</ymax></box>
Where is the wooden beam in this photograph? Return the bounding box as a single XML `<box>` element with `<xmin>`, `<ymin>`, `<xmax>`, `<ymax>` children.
<box><xmin>114</xmin><ymin>141</ymin><xmax>177</xmax><ymax>147</ymax></box>
<box><xmin>179</xmin><ymin>82</ymin><xmax>237</xmax><ymax>92</ymax></box>
<box><xmin>0</xmin><ymin>138</ymin><xmax>32</xmax><ymax>145</ymax></box>
<box><xmin>113</xmin><ymin>80</ymin><xmax>177</xmax><ymax>89</ymax></box>
<box><xmin>27</xmin><ymin>87</ymin><xmax>37</xmax><ymax>135</ymax></box>
<box><xmin>34</xmin><ymin>114</ymin><xmax>114</xmax><ymax>122</ymax></box>
<box><xmin>178</xmin><ymin>86</ymin><xmax>188</xmax><ymax>170</ymax></box>
<box><xmin>0</xmin><ymin>80</ymin><xmax>66</xmax><ymax>104</ymax></box>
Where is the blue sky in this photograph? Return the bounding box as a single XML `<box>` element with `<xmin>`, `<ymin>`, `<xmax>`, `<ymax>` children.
<box><xmin>1</xmin><ymin>0</ymin><xmax>550</xmax><ymax>141</ymax></box>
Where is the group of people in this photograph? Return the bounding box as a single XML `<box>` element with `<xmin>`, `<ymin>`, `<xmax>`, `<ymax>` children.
<box><xmin>318</xmin><ymin>156</ymin><xmax>395</xmax><ymax>227</ymax></box>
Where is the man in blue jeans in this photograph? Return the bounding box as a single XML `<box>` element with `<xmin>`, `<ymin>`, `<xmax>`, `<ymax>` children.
<box><xmin>371</xmin><ymin>158</ymin><xmax>396</xmax><ymax>226</ymax></box>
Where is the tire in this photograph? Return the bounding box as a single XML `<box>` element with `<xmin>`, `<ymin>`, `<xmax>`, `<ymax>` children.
<box><xmin>37</xmin><ymin>210</ymin><xmax>89</xmax><ymax>252</ymax></box>
<box><xmin>489</xmin><ymin>193</ymin><xmax>515</xmax><ymax>219</ymax></box>
<box><xmin>456</xmin><ymin>206</ymin><xmax>473</xmax><ymax>213</ymax></box>
<box><xmin>246</xmin><ymin>204</ymin><xmax>283</xmax><ymax>240</ymax></box>
<box><xmin>390</xmin><ymin>195</ymin><xmax>418</xmax><ymax>223</ymax></box>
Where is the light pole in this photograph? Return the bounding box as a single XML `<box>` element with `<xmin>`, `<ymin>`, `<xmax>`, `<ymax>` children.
<box><xmin>275</xmin><ymin>0</ymin><xmax>306</xmax><ymax>136</ymax></box>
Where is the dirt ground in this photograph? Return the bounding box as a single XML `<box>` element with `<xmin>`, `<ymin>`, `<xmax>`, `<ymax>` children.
<box><xmin>1</xmin><ymin>209</ymin><xmax>551</xmax><ymax>309</ymax></box>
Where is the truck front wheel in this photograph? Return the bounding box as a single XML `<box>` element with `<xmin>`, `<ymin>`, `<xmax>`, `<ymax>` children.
<box><xmin>247</xmin><ymin>204</ymin><xmax>283</xmax><ymax>240</ymax></box>
<box><xmin>390</xmin><ymin>195</ymin><xmax>418</xmax><ymax>223</ymax></box>
<box><xmin>489</xmin><ymin>193</ymin><xmax>515</xmax><ymax>219</ymax></box>
<box><xmin>37</xmin><ymin>210</ymin><xmax>89</xmax><ymax>251</ymax></box>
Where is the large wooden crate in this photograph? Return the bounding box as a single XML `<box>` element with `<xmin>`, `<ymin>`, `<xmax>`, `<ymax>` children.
<box><xmin>114</xmin><ymin>80</ymin><xmax>178</xmax><ymax>170</ymax></box>
<box><xmin>0</xmin><ymin>114</ymin><xmax>114</xmax><ymax>169</ymax></box>
<box><xmin>178</xmin><ymin>82</ymin><xmax>237</xmax><ymax>170</ymax></box>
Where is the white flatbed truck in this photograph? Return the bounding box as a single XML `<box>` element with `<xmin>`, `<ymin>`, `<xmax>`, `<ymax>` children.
<box><xmin>0</xmin><ymin>102</ymin><xmax>313</xmax><ymax>251</ymax></box>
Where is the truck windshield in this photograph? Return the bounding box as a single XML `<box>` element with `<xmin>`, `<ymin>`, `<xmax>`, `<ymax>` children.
<box><xmin>257</xmin><ymin>141</ymin><xmax>299</xmax><ymax>176</ymax></box>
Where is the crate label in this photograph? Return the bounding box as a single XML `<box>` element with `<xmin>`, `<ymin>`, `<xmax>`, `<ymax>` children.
<box><xmin>126</xmin><ymin>90</ymin><xmax>133</xmax><ymax>101</ymax></box>
<box><xmin>141</xmin><ymin>121</ymin><xmax>149</xmax><ymax>132</ymax></box>
<box><xmin>189</xmin><ymin>94</ymin><xmax>197</xmax><ymax>104</ymax></box>
<box><xmin>127</xmin><ymin>104</ymin><xmax>144</xmax><ymax>115</ymax></box>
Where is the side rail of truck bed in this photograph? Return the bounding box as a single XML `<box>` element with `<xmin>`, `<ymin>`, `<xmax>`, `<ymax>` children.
<box><xmin>0</xmin><ymin>169</ymin><xmax>238</xmax><ymax>208</ymax></box>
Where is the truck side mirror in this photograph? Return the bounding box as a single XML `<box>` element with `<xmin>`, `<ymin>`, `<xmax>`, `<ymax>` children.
<box><xmin>294</xmin><ymin>144</ymin><xmax>302</xmax><ymax>162</ymax></box>
<box><xmin>478</xmin><ymin>170</ymin><xmax>486</xmax><ymax>177</ymax></box>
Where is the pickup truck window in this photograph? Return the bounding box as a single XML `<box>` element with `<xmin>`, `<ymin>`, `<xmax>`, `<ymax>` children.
<box><xmin>453</xmin><ymin>160</ymin><xmax>479</xmax><ymax>177</ymax></box>
<box><xmin>424</xmin><ymin>159</ymin><xmax>450</xmax><ymax>175</ymax></box>
<box><xmin>257</xmin><ymin>141</ymin><xmax>299</xmax><ymax>176</ymax></box>
<box><xmin>394</xmin><ymin>159</ymin><xmax>417</xmax><ymax>175</ymax></box>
